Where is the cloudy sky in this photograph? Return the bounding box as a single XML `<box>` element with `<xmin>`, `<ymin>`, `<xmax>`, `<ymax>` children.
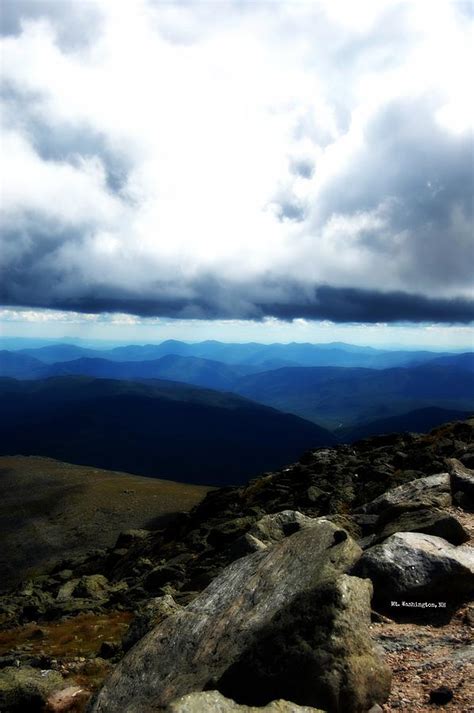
<box><xmin>0</xmin><ymin>0</ymin><xmax>473</xmax><ymax>346</ymax></box>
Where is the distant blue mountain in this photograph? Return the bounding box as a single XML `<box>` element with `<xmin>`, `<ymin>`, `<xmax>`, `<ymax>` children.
<box><xmin>45</xmin><ymin>354</ymin><xmax>257</xmax><ymax>390</ymax></box>
<box><xmin>233</xmin><ymin>363</ymin><xmax>474</xmax><ymax>429</ymax></box>
<box><xmin>2</xmin><ymin>345</ymin><xmax>473</xmax><ymax>431</ymax></box>
<box><xmin>16</xmin><ymin>339</ymin><xmax>457</xmax><ymax>369</ymax></box>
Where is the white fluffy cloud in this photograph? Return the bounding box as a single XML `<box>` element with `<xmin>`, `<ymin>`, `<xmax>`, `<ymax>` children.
<box><xmin>0</xmin><ymin>0</ymin><xmax>473</xmax><ymax>321</ymax></box>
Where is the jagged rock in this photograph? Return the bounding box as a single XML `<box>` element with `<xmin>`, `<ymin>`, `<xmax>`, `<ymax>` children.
<box><xmin>89</xmin><ymin>520</ymin><xmax>364</xmax><ymax>713</ymax></box>
<box><xmin>374</xmin><ymin>508</ymin><xmax>470</xmax><ymax>546</ymax></box>
<box><xmin>165</xmin><ymin>691</ymin><xmax>324</xmax><ymax>712</ymax></box>
<box><xmin>74</xmin><ymin>575</ymin><xmax>109</xmax><ymax>600</ymax></box>
<box><xmin>447</xmin><ymin>458</ymin><xmax>474</xmax><ymax>510</ymax></box>
<box><xmin>353</xmin><ymin>532</ymin><xmax>474</xmax><ymax>608</ymax></box>
<box><xmin>215</xmin><ymin>574</ymin><xmax>391</xmax><ymax>713</ymax></box>
<box><xmin>57</xmin><ymin>575</ymin><xmax>109</xmax><ymax>603</ymax></box>
<box><xmin>57</xmin><ymin>579</ymin><xmax>80</xmax><ymax>602</ymax></box>
<box><xmin>359</xmin><ymin>474</ymin><xmax>451</xmax><ymax>517</ymax></box>
<box><xmin>122</xmin><ymin>594</ymin><xmax>182</xmax><ymax>651</ymax></box>
<box><xmin>0</xmin><ymin>666</ymin><xmax>64</xmax><ymax>712</ymax></box>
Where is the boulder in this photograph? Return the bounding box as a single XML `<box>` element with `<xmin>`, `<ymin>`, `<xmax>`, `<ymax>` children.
<box><xmin>353</xmin><ymin>532</ymin><xmax>474</xmax><ymax>608</ymax></box>
<box><xmin>0</xmin><ymin>666</ymin><xmax>64</xmax><ymax>712</ymax></box>
<box><xmin>447</xmin><ymin>458</ymin><xmax>474</xmax><ymax>510</ymax></box>
<box><xmin>165</xmin><ymin>691</ymin><xmax>324</xmax><ymax>712</ymax></box>
<box><xmin>90</xmin><ymin>520</ymin><xmax>366</xmax><ymax>713</ymax></box>
<box><xmin>215</xmin><ymin>575</ymin><xmax>391</xmax><ymax>713</ymax></box>
<box><xmin>58</xmin><ymin>575</ymin><xmax>109</xmax><ymax>602</ymax></box>
<box><xmin>374</xmin><ymin>508</ymin><xmax>469</xmax><ymax>546</ymax></box>
<box><xmin>122</xmin><ymin>594</ymin><xmax>181</xmax><ymax>651</ymax></box>
<box><xmin>359</xmin><ymin>474</ymin><xmax>451</xmax><ymax>517</ymax></box>
<box><xmin>74</xmin><ymin>575</ymin><xmax>109</xmax><ymax>600</ymax></box>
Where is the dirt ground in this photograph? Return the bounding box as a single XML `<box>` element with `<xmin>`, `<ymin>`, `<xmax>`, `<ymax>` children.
<box><xmin>376</xmin><ymin>505</ymin><xmax>474</xmax><ymax>712</ymax></box>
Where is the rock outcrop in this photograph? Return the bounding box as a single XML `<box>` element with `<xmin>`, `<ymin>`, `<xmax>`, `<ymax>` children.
<box><xmin>353</xmin><ymin>531</ymin><xmax>474</xmax><ymax>608</ymax></box>
<box><xmin>358</xmin><ymin>473</ymin><xmax>452</xmax><ymax>516</ymax></box>
<box><xmin>90</xmin><ymin>521</ymin><xmax>391</xmax><ymax>713</ymax></box>
<box><xmin>372</xmin><ymin>507</ymin><xmax>469</xmax><ymax>546</ymax></box>
<box><xmin>448</xmin><ymin>458</ymin><xmax>474</xmax><ymax>510</ymax></box>
<box><xmin>2</xmin><ymin>417</ymin><xmax>474</xmax><ymax>713</ymax></box>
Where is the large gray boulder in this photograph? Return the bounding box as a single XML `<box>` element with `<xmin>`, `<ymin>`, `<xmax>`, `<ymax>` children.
<box><xmin>90</xmin><ymin>520</ymin><xmax>388</xmax><ymax>713</ymax></box>
<box><xmin>165</xmin><ymin>691</ymin><xmax>323</xmax><ymax>712</ymax></box>
<box><xmin>359</xmin><ymin>474</ymin><xmax>451</xmax><ymax>517</ymax></box>
<box><xmin>214</xmin><ymin>574</ymin><xmax>391</xmax><ymax>713</ymax></box>
<box><xmin>353</xmin><ymin>532</ymin><xmax>474</xmax><ymax>608</ymax></box>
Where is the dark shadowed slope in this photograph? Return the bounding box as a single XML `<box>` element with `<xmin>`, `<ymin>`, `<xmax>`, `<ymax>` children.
<box><xmin>340</xmin><ymin>407</ymin><xmax>473</xmax><ymax>442</ymax></box>
<box><xmin>0</xmin><ymin>455</ymin><xmax>212</xmax><ymax>590</ymax></box>
<box><xmin>425</xmin><ymin>352</ymin><xmax>474</xmax><ymax>371</ymax></box>
<box><xmin>0</xmin><ymin>351</ymin><xmax>49</xmax><ymax>379</ymax></box>
<box><xmin>0</xmin><ymin>377</ymin><xmax>335</xmax><ymax>486</ymax></box>
<box><xmin>234</xmin><ymin>364</ymin><xmax>474</xmax><ymax>428</ymax></box>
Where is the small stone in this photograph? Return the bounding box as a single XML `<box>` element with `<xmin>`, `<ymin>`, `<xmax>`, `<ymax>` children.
<box><xmin>429</xmin><ymin>686</ymin><xmax>454</xmax><ymax>705</ymax></box>
<box><xmin>45</xmin><ymin>685</ymin><xmax>90</xmax><ymax>712</ymax></box>
<box><xmin>98</xmin><ymin>642</ymin><xmax>119</xmax><ymax>660</ymax></box>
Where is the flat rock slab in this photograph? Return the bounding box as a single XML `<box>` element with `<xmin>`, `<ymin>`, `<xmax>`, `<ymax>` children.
<box><xmin>90</xmin><ymin>520</ymin><xmax>362</xmax><ymax>713</ymax></box>
<box><xmin>165</xmin><ymin>691</ymin><xmax>324</xmax><ymax>712</ymax></box>
<box><xmin>353</xmin><ymin>531</ymin><xmax>474</xmax><ymax>608</ymax></box>
<box><xmin>359</xmin><ymin>474</ymin><xmax>451</xmax><ymax>517</ymax></box>
<box><xmin>374</xmin><ymin>508</ymin><xmax>470</xmax><ymax>546</ymax></box>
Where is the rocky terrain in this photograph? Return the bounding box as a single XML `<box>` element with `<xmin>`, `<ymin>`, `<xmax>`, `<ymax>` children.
<box><xmin>0</xmin><ymin>418</ymin><xmax>473</xmax><ymax>712</ymax></box>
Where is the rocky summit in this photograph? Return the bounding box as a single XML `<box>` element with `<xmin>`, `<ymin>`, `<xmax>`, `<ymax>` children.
<box><xmin>1</xmin><ymin>418</ymin><xmax>473</xmax><ymax>712</ymax></box>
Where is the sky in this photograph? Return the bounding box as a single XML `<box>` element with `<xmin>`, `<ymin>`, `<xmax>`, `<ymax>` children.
<box><xmin>0</xmin><ymin>0</ymin><xmax>473</xmax><ymax>347</ymax></box>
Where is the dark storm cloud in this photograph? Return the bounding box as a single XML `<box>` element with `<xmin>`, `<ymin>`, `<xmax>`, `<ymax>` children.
<box><xmin>1</xmin><ymin>1</ymin><xmax>472</xmax><ymax>326</ymax></box>
<box><xmin>1</xmin><ymin>236</ymin><xmax>473</xmax><ymax>324</ymax></box>
<box><xmin>260</xmin><ymin>286</ymin><xmax>474</xmax><ymax>324</ymax></box>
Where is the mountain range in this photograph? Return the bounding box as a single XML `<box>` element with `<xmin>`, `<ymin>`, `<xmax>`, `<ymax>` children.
<box><xmin>1</xmin><ymin>339</ymin><xmax>472</xmax><ymax>485</ymax></box>
<box><xmin>0</xmin><ymin>376</ymin><xmax>334</xmax><ymax>485</ymax></box>
<box><xmin>7</xmin><ymin>338</ymin><xmax>465</xmax><ymax>369</ymax></box>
